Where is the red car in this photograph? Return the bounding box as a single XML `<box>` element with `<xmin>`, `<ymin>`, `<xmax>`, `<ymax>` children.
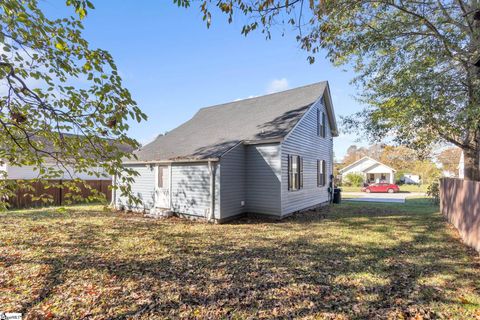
<box><xmin>361</xmin><ymin>183</ymin><xmax>400</xmax><ymax>193</ymax></box>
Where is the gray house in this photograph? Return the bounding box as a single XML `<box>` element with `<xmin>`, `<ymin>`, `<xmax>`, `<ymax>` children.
<box><xmin>115</xmin><ymin>81</ymin><xmax>338</xmax><ymax>222</ymax></box>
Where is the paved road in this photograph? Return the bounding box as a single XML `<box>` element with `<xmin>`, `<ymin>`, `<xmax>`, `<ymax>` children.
<box><xmin>342</xmin><ymin>192</ymin><xmax>425</xmax><ymax>204</ymax></box>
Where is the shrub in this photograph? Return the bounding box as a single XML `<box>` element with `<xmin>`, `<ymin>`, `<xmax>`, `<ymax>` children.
<box><xmin>427</xmin><ymin>180</ymin><xmax>440</xmax><ymax>205</ymax></box>
<box><xmin>344</xmin><ymin>172</ymin><xmax>364</xmax><ymax>187</ymax></box>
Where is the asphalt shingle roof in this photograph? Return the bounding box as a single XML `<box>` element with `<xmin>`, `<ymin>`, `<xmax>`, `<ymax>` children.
<box><xmin>132</xmin><ymin>81</ymin><xmax>336</xmax><ymax>162</ymax></box>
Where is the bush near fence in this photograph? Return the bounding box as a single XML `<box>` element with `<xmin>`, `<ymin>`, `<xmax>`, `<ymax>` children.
<box><xmin>6</xmin><ymin>180</ymin><xmax>112</xmax><ymax>209</ymax></box>
<box><xmin>440</xmin><ymin>178</ymin><xmax>480</xmax><ymax>252</ymax></box>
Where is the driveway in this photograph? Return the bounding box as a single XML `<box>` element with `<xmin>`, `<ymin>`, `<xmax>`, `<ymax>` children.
<box><xmin>342</xmin><ymin>192</ymin><xmax>426</xmax><ymax>203</ymax></box>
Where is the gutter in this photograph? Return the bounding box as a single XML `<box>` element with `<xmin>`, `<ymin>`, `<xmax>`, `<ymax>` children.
<box><xmin>243</xmin><ymin>138</ymin><xmax>283</xmax><ymax>145</ymax></box>
<box><xmin>123</xmin><ymin>158</ymin><xmax>220</xmax><ymax>165</ymax></box>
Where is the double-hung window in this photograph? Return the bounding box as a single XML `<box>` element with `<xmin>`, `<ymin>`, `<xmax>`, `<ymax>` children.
<box><xmin>288</xmin><ymin>155</ymin><xmax>303</xmax><ymax>191</ymax></box>
<box><xmin>317</xmin><ymin>160</ymin><xmax>326</xmax><ymax>187</ymax></box>
<box><xmin>157</xmin><ymin>165</ymin><xmax>169</xmax><ymax>188</ymax></box>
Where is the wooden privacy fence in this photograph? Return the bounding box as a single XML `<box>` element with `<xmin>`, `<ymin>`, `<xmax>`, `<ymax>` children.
<box><xmin>440</xmin><ymin>178</ymin><xmax>480</xmax><ymax>252</ymax></box>
<box><xmin>5</xmin><ymin>180</ymin><xmax>112</xmax><ymax>209</ymax></box>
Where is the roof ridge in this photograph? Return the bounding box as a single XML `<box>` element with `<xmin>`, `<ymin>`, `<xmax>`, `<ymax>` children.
<box><xmin>198</xmin><ymin>81</ymin><xmax>327</xmax><ymax>111</ymax></box>
<box><xmin>133</xmin><ymin>81</ymin><xmax>335</xmax><ymax>162</ymax></box>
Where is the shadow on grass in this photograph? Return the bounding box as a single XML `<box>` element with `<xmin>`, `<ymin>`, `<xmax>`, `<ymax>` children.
<box><xmin>1</xmin><ymin>200</ymin><xmax>479</xmax><ymax>319</ymax></box>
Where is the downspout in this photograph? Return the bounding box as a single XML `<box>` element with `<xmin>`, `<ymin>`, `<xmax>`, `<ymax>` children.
<box><xmin>169</xmin><ymin>165</ymin><xmax>173</xmax><ymax>210</ymax></box>
<box><xmin>329</xmin><ymin>136</ymin><xmax>334</xmax><ymax>203</ymax></box>
<box><xmin>208</xmin><ymin>161</ymin><xmax>217</xmax><ymax>222</ymax></box>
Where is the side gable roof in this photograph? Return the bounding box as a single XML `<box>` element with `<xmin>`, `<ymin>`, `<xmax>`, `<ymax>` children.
<box><xmin>338</xmin><ymin>156</ymin><xmax>396</xmax><ymax>173</ymax></box>
<box><xmin>131</xmin><ymin>81</ymin><xmax>338</xmax><ymax>162</ymax></box>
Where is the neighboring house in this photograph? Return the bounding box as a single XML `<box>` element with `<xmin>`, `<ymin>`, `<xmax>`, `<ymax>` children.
<box><xmin>0</xmin><ymin>162</ymin><xmax>109</xmax><ymax>180</ymax></box>
<box><xmin>401</xmin><ymin>174</ymin><xmax>421</xmax><ymax>184</ymax></box>
<box><xmin>0</xmin><ymin>133</ymin><xmax>132</xmax><ymax>181</ymax></box>
<box><xmin>339</xmin><ymin>156</ymin><xmax>396</xmax><ymax>184</ymax></box>
<box><xmin>441</xmin><ymin>170</ymin><xmax>456</xmax><ymax>178</ymax></box>
<box><xmin>115</xmin><ymin>81</ymin><xmax>339</xmax><ymax>222</ymax></box>
<box><xmin>457</xmin><ymin>151</ymin><xmax>480</xmax><ymax>179</ymax></box>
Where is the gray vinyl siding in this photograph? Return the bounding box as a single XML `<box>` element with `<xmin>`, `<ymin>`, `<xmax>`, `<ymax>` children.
<box><xmin>171</xmin><ymin>163</ymin><xmax>220</xmax><ymax>218</ymax></box>
<box><xmin>245</xmin><ymin>143</ymin><xmax>281</xmax><ymax>216</ymax></box>
<box><xmin>117</xmin><ymin>164</ymin><xmax>156</xmax><ymax>210</ymax></box>
<box><xmin>219</xmin><ymin>144</ymin><xmax>246</xmax><ymax>218</ymax></box>
<box><xmin>281</xmin><ymin>98</ymin><xmax>333</xmax><ymax>215</ymax></box>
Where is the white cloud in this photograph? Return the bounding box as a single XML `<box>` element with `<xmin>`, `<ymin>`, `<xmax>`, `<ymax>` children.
<box><xmin>234</xmin><ymin>79</ymin><xmax>289</xmax><ymax>101</ymax></box>
<box><xmin>266</xmin><ymin>78</ymin><xmax>289</xmax><ymax>94</ymax></box>
<box><xmin>234</xmin><ymin>95</ymin><xmax>257</xmax><ymax>101</ymax></box>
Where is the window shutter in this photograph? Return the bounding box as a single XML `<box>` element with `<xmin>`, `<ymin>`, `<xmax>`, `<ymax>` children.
<box><xmin>319</xmin><ymin>160</ymin><xmax>322</xmax><ymax>186</ymax></box>
<box><xmin>322</xmin><ymin>160</ymin><xmax>327</xmax><ymax>186</ymax></box>
<box><xmin>317</xmin><ymin>160</ymin><xmax>320</xmax><ymax>187</ymax></box>
<box><xmin>299</xmin><ymin>157</ymin><xmax>303</xmax><ymax>189</ymax></box>
<box><xmin>322</xmin><ymin>112</ymin><xmax>326</xmax><ymax>137</ymax></box>
<box><xmin>287</xmin><ymin>155</ymin><xmax>291</xmax><ymax>190</ymax></box>
<box><xmin>317</xmin><ymin>109</ymin><xmax>320</xmax><ymax>136</ymax></box>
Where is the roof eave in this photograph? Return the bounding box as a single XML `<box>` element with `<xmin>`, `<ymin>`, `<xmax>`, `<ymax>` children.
<box><xmin>323</xmin><ymin>83</ymin><xmax>339</xmax><ymax>137</ymax></box>
<box><xmin>338</xmin><ymin>156</ymin><xmax>370</xmax><ymax>173</ymax></box>
<box><xmin>338</xmin><ymin>156</ymin><xmax>397</xmax><ymax>173</ymax></box>
<box><xmin>123</xmin><ymin>158</ymin><xmax>220</xmax><ymax>165</ymax></box>
<box><xmin>127</xmin><ymin>139</ymin><xmax>284</xmax><ymax>164</ymax></box>
<box><xmin>243</xmin><ymin>138</ymin><xmax>283</xmax><ymax>145</ymax></box>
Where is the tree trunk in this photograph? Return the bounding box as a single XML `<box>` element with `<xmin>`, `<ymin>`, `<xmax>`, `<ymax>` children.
<box><xmin>464</xmin><ymin>1</ymin><xmax>480</xmax><ymax>180</ymax></box>
<box><xmin>463</xmin><ymin>147</ymin><xmax>480</xmax><ymax>181</ymax></box>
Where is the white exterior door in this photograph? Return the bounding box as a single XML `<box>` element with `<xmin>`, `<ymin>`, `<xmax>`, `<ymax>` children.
<box><xmin>155</xmin><ymin>165</ymin><xmax>170</xmax><ymax>208</ymax></box>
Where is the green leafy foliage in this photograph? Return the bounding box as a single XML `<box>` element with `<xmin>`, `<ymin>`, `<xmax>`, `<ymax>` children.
<box><xmin>427</xmin><ymin>180</ymin><xmax>440</xmax><ymax>205</ymax></box>
<box><xmin>344</xmin><ymin>172</ymin><xmax>364</xmax><ymax>187</ymax></box>
<box><xmin>0</xmin><ymin>0</ymin><xmax>147</xmax><ymax>207</ymax></box>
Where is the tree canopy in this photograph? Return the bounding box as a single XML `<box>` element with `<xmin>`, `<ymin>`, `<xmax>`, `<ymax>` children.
<box><xmin>0</xmin><ymin>0</ymin><xmax>146</xmax><ymax>207</ymax></box>
<box><xmin>176</xmin><ymin>0</ymin><xmax>480</xmax><ymax>180</ymax></box>
<box><xmin>437</xmin><ymin>147</ymin><xmax>462</xmax><ymax>174</ymax></box>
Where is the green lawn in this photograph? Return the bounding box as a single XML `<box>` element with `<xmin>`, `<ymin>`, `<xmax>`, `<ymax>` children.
<box><xmin>341</xmin><ymin>184</ymin><xmax>429</xmax><ymax>193</ymax></box>
<box><xmin>1</xmin><ymin>200</ymin><xmax>479</xmax><ymax>319</ymax></box>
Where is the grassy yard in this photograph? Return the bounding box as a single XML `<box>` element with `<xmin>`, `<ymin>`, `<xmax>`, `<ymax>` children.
<box><xmin>340</xmin><ymin>184</ymin><xmax>429</xmax><ymax>193</ymax></box>
<box><xmin>1</xmin><ymin>200</ymin><xmax>479</xmax><ymax>319</ymax></box>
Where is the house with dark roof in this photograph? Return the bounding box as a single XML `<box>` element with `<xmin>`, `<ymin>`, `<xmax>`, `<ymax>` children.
<box><xmin>114</xmin><ymin>82</ymin><xmax>338</xmax><ymax>222</ymax></box>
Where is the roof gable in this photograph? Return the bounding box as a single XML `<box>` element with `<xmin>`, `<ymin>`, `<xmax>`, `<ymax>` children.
<box><xmin>133</xmin><ymin>82</ymin><xmax>337</xmax><ymax>162</ymax></box>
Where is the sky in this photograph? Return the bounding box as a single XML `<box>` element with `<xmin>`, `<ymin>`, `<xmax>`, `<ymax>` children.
<box><xmin>42</xmin><ymin>0</ymin><xmax>369</xmax><ymax>160</ymax></box>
